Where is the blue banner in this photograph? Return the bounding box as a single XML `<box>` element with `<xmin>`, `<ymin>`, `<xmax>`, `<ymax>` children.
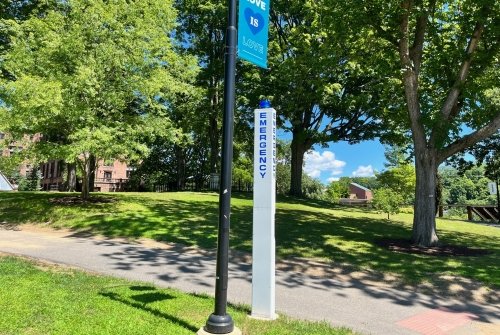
<box><xmin>237</xmin><ymin>0</ymin><xmax>270</xmax><ymax>69</ymax></box>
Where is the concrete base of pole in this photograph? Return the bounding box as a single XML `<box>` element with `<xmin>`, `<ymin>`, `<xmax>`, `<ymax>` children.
<box><xmin>197</xmin><ymin>327</ymin><xmax>242</xmax><ymax>335</ymax></box>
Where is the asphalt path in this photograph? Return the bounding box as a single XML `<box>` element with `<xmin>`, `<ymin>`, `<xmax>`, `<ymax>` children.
<box><xmin>0</xmin><ymin>227</ymin><xmax>498</xmax><ymax>335</ymax></box>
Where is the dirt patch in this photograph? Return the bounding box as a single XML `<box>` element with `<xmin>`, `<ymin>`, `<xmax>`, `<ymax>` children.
<box><xmin>375</xmin><ymin>238</ymin><xmax>493</xmax><ymax>257</ymax></box>
<box><xmin>49</xmin><ymin>196</ymin><xmax>116</xmax><ymax>205</ymax></box>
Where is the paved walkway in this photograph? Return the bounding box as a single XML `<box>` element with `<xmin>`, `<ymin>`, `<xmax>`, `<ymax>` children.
<box><xmin>0</xmin><ymin>226</ymin><xmax>498</xmax><ymax>335</ymax></box>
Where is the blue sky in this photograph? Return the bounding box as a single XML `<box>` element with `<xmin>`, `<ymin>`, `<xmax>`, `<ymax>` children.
<box><xmin>303</xmin><ymin>140</ymin><xmax>387</xmax><ymax>183</ymax></box>
<box><xmin>276</xmin><ymin>128</ymin><xmax>387</xmax><ymax>184</ymax></box>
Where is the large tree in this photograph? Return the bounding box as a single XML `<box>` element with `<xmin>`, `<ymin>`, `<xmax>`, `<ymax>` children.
<box><xmin>346</xmin><ymin>0</ymin><xmax>500</xmax><ymax>246</ymax></box>
<box><xmin>241</xmin><ymin>0</ymin><xmax>387</xmax><ymax>197</ymax></box>
<box><xmin>175</xmin><ymin>0</ymin><xmax>227</xmax><ymax>174</ymax></box>
<box><xmin>0</xmin><ymin>0</ymin><xmax>197</xmax><ymax>199</ymax></box>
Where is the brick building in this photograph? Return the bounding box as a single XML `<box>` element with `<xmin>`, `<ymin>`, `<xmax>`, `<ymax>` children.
<box><xmin>0</xmin><ymin>132</ymin><xmax>39</xmax><ymax>179</ymax></box>
<box><xmin>349</xmin><ymin>183</ymin><xmax>373</xmax><ymax>200</ymax></box>
<box><xmin>2</xmin><ymin>132</ymin><xmax>131</xmax><ymax>192</ymax></box>
<box><xmin>40</xmin><ymin>159</ymin><xmax>132</xmax><ymax>192</ymax></box>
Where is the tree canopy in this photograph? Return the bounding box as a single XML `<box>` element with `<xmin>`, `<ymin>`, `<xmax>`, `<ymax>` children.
<box><xmin>0</xmin><ymin>0</ymin><xmax>198</xmax><ymax>199</ymax></box>
<box><xmin>333</xmin><ymin>0</ymin><xmax>500</xmax><ymax>246</ymax></box>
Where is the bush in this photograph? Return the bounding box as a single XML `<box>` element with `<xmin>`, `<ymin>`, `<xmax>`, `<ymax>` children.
<box><xmin>17</xmin><ymin>169</ymin><xmax>41</xmax><ymax>191</ymax></box>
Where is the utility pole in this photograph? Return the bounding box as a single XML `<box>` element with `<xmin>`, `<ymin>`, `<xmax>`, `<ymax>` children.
<box><xmin>496</xmin><ymin>176</ymin><xmax>499</xmax><ymax>224</ymax></box>
<box><xmin>201</xmin><ymin>0</ymin><xmax>239</xmax><ymax>334</ymax></box>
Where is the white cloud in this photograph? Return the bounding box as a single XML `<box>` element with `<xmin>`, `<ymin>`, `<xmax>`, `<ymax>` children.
<box><xmin>304</xmin><ymin>150</ymin><xmax>346</xmax><ymax>179</ymax></box>
<box><xmin>327</xmin><ymin>177</ymin><xmax>340</xmax><ymax>183</ymax></box>
<box><xmin>352</xmin><ymin>165</ymin><xmax>375</xmax><ymax>177</ymax></box>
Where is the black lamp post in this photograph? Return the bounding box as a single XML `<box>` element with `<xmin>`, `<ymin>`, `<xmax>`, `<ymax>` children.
<box><xmin>203</xmin><ymin>0</ymin><xmax>237</xmax><ymax>334</ymax></box>
<box><xmin>496</xmin><ymin>176</ymin><xmax>499</xmax><ymax>224</ymax></box>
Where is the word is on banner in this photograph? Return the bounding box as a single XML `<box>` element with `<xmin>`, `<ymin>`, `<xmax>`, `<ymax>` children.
<box><xmin>238</xmin><ymin>0</ymin><xmax>270</xmax><ymax>68</ymax></box>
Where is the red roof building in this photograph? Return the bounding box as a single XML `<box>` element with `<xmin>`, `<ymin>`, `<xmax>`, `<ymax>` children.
<box><xmin>349</xmin><ymin>183</ymin><xmax>373</xmax><ymax>200</ymax></box>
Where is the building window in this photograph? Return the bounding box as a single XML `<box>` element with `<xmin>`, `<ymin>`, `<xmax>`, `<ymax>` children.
<box><xmin>103</xmin><ymin>171</ymin><xmax>112</xmax><ymax>180</ymax></box>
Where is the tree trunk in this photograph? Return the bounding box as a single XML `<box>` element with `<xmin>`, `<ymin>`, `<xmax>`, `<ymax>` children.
<box><xmin>208</xmin><ymin>114</ymin><xmax>219</xmax><ymax>174</ymax></box>
<box><xmin>81</xmin><ymin>160</ymin><xmax>90</xmax><ymax>201</ymax></box>
<box><xmin>175</xmin><ymin>145</ymin><xmax>186</xmax><ymax>190</ymax></box>
<box><xmin>435</xmin><ymin>173</ymin><xmax>442</xmax><ymax>215</ymax></box>
<box><xmin>289</xmin><ymin>135</ymin><xmax>306</xmax><ymax>197</ymax></box>
<box><xmin>88</xmin><ymin>154</ymin><xmax>96</xmax><ymax>192</ymax></box>
<box><xmin>66</xmin><ymin>163</ymin><xmax>76</xmax><ymax>192</ymax></box>
<box><xmin>412</xmin><ymin>148</ymin><xmax>439</xmax><ymax>246</ymax></box>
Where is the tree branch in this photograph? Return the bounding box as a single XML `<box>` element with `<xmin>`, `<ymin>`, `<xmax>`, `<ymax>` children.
<box><xmin>438</xmin><ymin>113</ymin><xmax>500</xmax><ymax>164</ymax></box>
<box><xmin>409</xmin><ymin>0</ymin><xmax>435</xmax><ymax>74</ymax></box>
<box><xmin>399</xmin><ymin>0</ymin><xmax>427</xmax><ymax>150</ymax></box>
<box><xmin>440</xmin><ymin>21</ymin><xmax>485</xmax><ymax>120</ymax></box>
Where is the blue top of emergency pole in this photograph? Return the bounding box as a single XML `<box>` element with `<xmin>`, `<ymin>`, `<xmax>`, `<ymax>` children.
<box><xmin>259</xmin><ymin>100</ymin><xmax>271</xmax><ymax>108</ymax></box>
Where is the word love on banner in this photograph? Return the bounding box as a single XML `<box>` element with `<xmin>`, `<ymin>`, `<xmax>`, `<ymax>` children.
<box><xmin>238</xmin><ymin>0</ymin><xmax>270</xmax><ymax>68</ymax></box>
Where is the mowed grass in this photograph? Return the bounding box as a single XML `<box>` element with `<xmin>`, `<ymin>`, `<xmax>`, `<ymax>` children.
<box><xmin>0</xmin><ymin>255</ymin><xmax>354</xmax><ymax>335</ymax></box>
<box><xmin>0</xmin><ymin>191</ymin><xmax>499</xmax><ymax>286</ymax></box>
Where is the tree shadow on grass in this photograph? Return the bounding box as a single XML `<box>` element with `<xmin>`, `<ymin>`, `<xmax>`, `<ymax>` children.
<box><xmin>2</xmin><ymin>192</ymin><xmax>499</xmax><ymax>311</ymax></box>
<box><xmin>190</xmin><ymin>292</ymin><xmax>252</xmax><ymax>314</ymax></box>
<box><xmin>99</xmin><ymin>286</ymin><xmax>198</xmax><ymax>332</ymax></box>
<box><xmin>0</xmin><ymin>192</ymin><xmax>122</xmax><ymax>227</ymax></box>
<box><xmin>17</xmin><ymin>192</ymin><xmax>495</xmax><ymax>288</ymax></box>
<box><xmin>81</xmin><ymin>234</ymin><xmax>499</xmax><ymax>324</ymax></box>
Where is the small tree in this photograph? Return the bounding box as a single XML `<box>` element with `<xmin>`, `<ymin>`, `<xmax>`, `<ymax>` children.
<box><xmin>326</xmin><ymin>178</ymin><xmax>350</xmax><ymax>202</ymax></box>
<box><xmin>376</xmin><ymin>164</ymin><xmax>416</xmax><ymax>204</ymax></box>
<box><xmin>373</xmin><ymin>188</ymin><xmax>404</xmax><ymax>220</ymax></box>
<box><xmin>18</xmin><ymin>168</ymin><xmax>41</xmax><ymax>191</ymax></box>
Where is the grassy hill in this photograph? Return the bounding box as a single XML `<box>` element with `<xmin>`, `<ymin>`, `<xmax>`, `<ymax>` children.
<box><xmin>0</xmin><ymin>191</ymin><xmax>498</xmax><ymax>286</ymax></box>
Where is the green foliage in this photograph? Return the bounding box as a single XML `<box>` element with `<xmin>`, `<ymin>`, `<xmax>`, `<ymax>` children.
<box><xmin>17</xmin><ymin>168</ymin><xmax>41</xmax><ymax>191</ymax></box>
<box><xmin>376</xmin><ymin>164</ymin><xmax>416</xmax><ymax>204</ymax></box>
<box><xmin>451</xmin><ymin>132</ymin><xmax>500</xmax><ymax>182</ymax></box>
<box><xmin>0</xmin><ymin>0</ymin><xmax>198</xmax><ymax>197</ymax></box>
<box><xmin>240</xmin><ymin>0</ymin><xmax>387</xmax><ymax>196</ymax></box>
<box><xmin>276</xmin><ymin>162</ymin><xmax>291</xmax><ymax>195</ymax></box>
<box><xmin>233</xmin><ymin>155</ymin><xmax>253</xmax><ymax>185</ymax></box>
<box><xmin>440</xmin><ymin>166</ymin><xmax>495</xmax><ymax>205</ymax></box>
<box><xmin>276</xmin><ymin>162</ymin><xmax>325</xmax><ymax>199</ymax></box>
<box><xmin>325</xmin><ymin>177</ymin><xmax>351</xmax><ymax>202</ymax></box>
<box><xmin>301</xmin><ymin>174</ymin><xmax>325</xmax><ymax>200</ymax></box>
<box><xmin>0</xmin><ymin>154</ymin><xmax>22</xmax><ymax>181</ymax></box>
<box><xmin>175</xmin><ymin>0</ymin><xmax>229</xmax><ymax>174</ymax></box>
<box><xmin>339</xmin><ymin>1</ymin><xmax>499</xmax><ymax>245</ymax></box>
<box><xmin>384</xmin><ymin>145</ymin><xmax>411</xmax><ymax>168</ymax></box>
<box><xmin>373</xmin><ymin>188</ymin><xmax>404</xmax><ymax>219</ymax></box>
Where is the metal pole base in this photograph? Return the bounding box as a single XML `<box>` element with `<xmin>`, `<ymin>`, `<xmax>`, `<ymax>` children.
<box><xmin>202</xmin><ymin>313</ymin><xmax>235</xmax><ymax>334</ymax></box>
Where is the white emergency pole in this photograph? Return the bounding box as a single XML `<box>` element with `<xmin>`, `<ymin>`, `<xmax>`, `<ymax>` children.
<box><xmin>252</xmin><ymin>101</ymin><xmax>277</xmax><ymax>320</ymax></box>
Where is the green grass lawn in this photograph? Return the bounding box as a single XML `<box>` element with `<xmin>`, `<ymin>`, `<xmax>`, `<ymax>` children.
<box><xmin>0</xmin><ymin>255</ymin><xmax>353</xmax><ymax>335</ymax></box>
<box><xmin>0</xmin><ymin>191</ymin><xmax>499</xmax><ymax>286</ymax></box>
